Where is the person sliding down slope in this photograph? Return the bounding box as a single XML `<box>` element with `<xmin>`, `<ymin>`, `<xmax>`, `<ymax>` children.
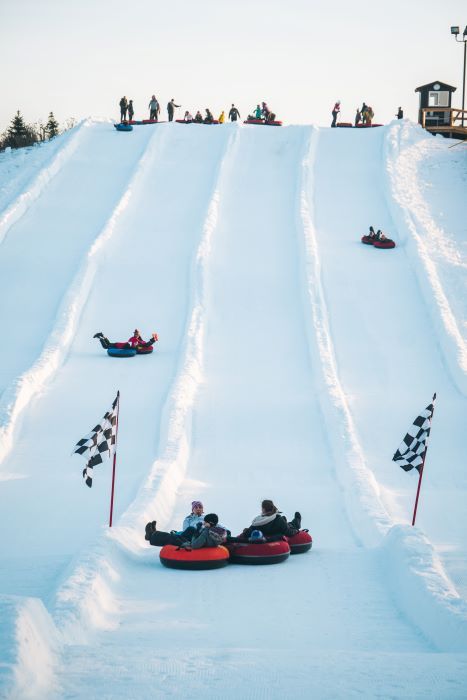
<box><xmin>145</xmin><ymin>513</ymin><xmax>227</xmax><ymax>549</ymax></box>
<box><xmin>93</xmin><ymin>329</ymin><xmax>158</xmax><ymax>350</ymax></box>
<box><xmin>236</xmin><ymin>499</ymin><xmax>301</xmax><ymax>541</ymax></box>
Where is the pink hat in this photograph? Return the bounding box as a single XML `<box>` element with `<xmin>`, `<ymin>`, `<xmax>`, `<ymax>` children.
<box><xmin>191</xmin><ymin>500</ymin><xmax>203</xmax><ymax>510</ymax></box>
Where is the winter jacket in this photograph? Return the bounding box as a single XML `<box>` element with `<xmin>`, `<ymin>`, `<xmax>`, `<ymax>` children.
<box><xmin>243</xmin><ymin>512</ymin><xmax>297</xmax><ymax>538</ymax></box>
<box><xmin>148</xmin><ymin>98</ymin><xmax>159</xmax><ymax>112</ymax></box>
<box><xmin>254</xmin><ymin>106</ymin><xmax>262</xmax><ymax>119</ymax></box>
<box><xmin>182</xmin><ymin>513</ymin><xmax>205</xmax><ymax>531</ymax></box>
<box><xmin>127</xmin><ymin>334</ymin><xmax>156</xmax><ymax>348</ymax></box>
<box><xmin>167</xmin><ymin>101</ymin><xmax>180</xmax><ymax>115</ymax></box>
<box><xmin>228</xmin><ymin>107</ymin><xmax>240</xmax><ymax>121</ymax></box>
<box><xmin>218</xmin><ymin>112</ymin><xmax>225</xmax><ymax>123</ymax></box>
<box><xmin>120</xmin><ymin>97</ymin><xmax>128</xmax><ymax>110</ymax></box>
<box><xmin>189</xmin><ymin>525</ymin><xmax>227</xmax><ymax>549</ymax></box>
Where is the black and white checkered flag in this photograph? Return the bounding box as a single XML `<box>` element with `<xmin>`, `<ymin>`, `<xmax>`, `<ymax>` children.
<box><xmin>73</xmin><ymin>392</ymin><xmax>119</xmax><ymax>487</ymax></box>
<box><xmin>393</xmin><ymin>393</ymin><xmax>436</xmax><ymax>473</ymax></box>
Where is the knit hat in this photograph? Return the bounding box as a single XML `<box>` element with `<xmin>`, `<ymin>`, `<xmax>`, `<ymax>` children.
<box><xmin>249</xmin><ymin>529</ymin><xmax>265</xmax><ymax>542</ymax></box>
<box><xmin>191</xmin><ymin>500</ymin><xmax>203</xmax><ymax>510</ymax></box>
<box><xmin>204</xmin><ymin>513</ymin><xmax>218</xmax><ymax>526</ymax></box>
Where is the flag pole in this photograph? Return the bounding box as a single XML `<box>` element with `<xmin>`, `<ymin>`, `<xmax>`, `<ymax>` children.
<box><xmin>411</xmin><ymin>392</ymin><xmax>436</xmax><ymax>527</ymax></box>
<box><xmin>109</xmin><ymin>391</ymin><xmax>120</xmax><ymax>528</ymax></box>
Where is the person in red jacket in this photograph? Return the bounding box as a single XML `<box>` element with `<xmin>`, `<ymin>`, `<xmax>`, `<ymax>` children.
<box><xmin>93</xmin><ymin>329</ymin><xmax>158</xmax><ymax>350</ymax></box>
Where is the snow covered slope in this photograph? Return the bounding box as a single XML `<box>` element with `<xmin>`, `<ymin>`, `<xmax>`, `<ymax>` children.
<box><xmin>0</xmin><ymin>120</ymin><xmax>466</xmax><ymax>699</ymax></box>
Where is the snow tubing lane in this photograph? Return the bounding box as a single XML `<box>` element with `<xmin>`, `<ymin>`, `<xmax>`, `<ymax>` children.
<box><xmin>114</xmin><ymin>124</ymin><xmax>133</xmax><ymax>132</ymax></box>
<box><xmin>286</xmin><ymin>530</ymin><xmax>313</xmax><ymax>554</ymax></box>
<box><xmin>159</xmin><ymin>545</ymin><xmax>229</xmax><ymax>570</ymax></box>
<box><xmin>107</xmin><ymin>347</ymin><xmax>137</xmax><ymax>358</ymax></box>
<box><xmin>374</xmin><ymin>240</ymin><xmax>396</xmax><ymax>249</ymax></box>
<box><xmin>135</xmin><ymin>345</ymin><xmax>154</xmax><ymax>355</ymax></box>
<box><xmin>226</xmin><ymin>540</ymin><xmax>290</xmax><ymax>565</ymax></box>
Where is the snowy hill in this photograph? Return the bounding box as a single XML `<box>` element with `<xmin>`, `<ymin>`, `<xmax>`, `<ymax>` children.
<box><xmin>0</xmin><ymin>119</ymin><xmax>466</xmax><ymax>699</ymax></box>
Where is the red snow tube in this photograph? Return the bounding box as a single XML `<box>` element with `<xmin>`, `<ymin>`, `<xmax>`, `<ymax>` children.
<box><xmin>361</xmin><ymin>235</ymin><xmax>375</xmax><ymax>245</ymax></box>
<box><xmin>244</xmin><ymin>118</ymin><xmax>282</xmax><ymax>126</ymax></box>
<box><xmin>337</xmin><ymin>122</ymin><xmax>353</xmax><ymax>128</ymax></box>
<box><xmin>135</xmin><ymin>345</ymin><xmax>154</xmax><ymax>355</ymax></box>
<box><xmin>159</xmin><ymin>545</ymin><xmax>229</xmax><ymax>570</ymax></box>
<box><xmin>373</xmin><ymin>239</ymin><xmax>396</xmax><ymax>249</ymax></box>
<box><xmin>141</xmin><ymin>119</ymin><xmax>168</xmax><ymax>124</ymax></box>
<box><xmin>226</xmin><ymin>539</ymin><xmax>290</xmax><ymax>565</ymax></box>
<box><xmin>286</xmin><ymin>530</ymin><xmax>313</xmax><ymax>554</ymax></box>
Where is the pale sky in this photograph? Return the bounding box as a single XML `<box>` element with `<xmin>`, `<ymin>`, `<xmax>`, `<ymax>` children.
<box><xmin>1</xmin><ymin>0</ymin><xmax>466</xmax><ymax>131</ymax></box>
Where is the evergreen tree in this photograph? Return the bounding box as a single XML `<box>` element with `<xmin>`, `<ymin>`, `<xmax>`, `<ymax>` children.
<box><xmin>5</xmin><ymin>111</ymin><xmax>38</xmax><ymax>149</ymax></box>
<box><xmin>46</xmin><ymin>111</ymin><xmax>59</xmax><ymax>139</ymax></box>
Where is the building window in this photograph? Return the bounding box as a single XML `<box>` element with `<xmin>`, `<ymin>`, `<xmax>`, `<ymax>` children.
<box><xmin>428</xmin><ymin>91</ymin><xmax>449</xmax><ymax>107</ymax></box>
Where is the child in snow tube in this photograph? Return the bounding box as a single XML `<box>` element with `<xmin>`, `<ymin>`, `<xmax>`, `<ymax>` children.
<box><xmin>145</xmin><ymin>513</ymin><xmax>228</xmax><ymax>549</ymax></box>
<box><xmin>94</xmin><ymin>329</ymin><xmax>158</xmax><ymax>350</ymax></box>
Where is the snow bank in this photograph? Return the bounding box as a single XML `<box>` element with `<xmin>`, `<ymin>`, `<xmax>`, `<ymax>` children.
<box><xmin>0</xmin><ymin>124</ymin><xmax>164</xmax><ymax>470</ymax></box>
<box><xmin>381</xmin><ymin>525</ymin><xmax>467</xmax><ymax>651</ymax></box>
<box><xmin>0</xmin><ymin>121</ymin><xmax>88</xmax><ymax>246</ymax></box>
<box><xmin>0</xmin><ymin>595</ymin><xmax>61</xmax><ymax>700</ymax></box>
<box><xmin>384</xmin><ymin>120</ymin><xmax>467</xmax><ymax>395</ymax></box>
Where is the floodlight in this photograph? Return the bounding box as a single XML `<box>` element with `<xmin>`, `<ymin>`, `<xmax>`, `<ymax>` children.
<box><xmin>450</xmin><ymin>26</ymin><xmax>460</xmax><ymax>35</ymax></box>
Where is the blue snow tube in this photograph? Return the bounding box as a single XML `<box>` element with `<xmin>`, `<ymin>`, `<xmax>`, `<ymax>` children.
<box><xmin>107</xmin><ymin>347</ymin><xmax>137</xmax><ymax>358</ymax></box>
<box><xmin>114</xmin><ymin>123</ymin><xmax>133</xmax><ymax>132</ymax></box>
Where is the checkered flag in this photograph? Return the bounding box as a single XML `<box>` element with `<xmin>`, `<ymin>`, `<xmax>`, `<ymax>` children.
<box><xmin>73</xmin><ymin>392</ymin><xmax>119</xmax><ymax>487</ymax></box>
<box><xmin>393</xmin><ymin>393</ymin><xmax>436</xmax><ymax>473</ymax></box>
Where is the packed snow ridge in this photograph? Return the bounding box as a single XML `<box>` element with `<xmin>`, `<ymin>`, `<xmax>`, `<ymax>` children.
<box><xmin>0</xmin><ymin>119</ymin><xmax>466</xmax><ymax>699</ymax></box>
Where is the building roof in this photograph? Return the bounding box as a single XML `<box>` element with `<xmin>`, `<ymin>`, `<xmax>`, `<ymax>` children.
<box><xmin>415</xmin><ymin>81</ymin><xmax>457</xmax><ymax>93</ymax></box>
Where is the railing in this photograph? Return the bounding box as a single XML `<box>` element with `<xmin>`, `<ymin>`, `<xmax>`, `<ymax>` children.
<box><xmin>421</xmin><ymin>108</ymin><xmax>467</xmax><ymax>129</ymax></box>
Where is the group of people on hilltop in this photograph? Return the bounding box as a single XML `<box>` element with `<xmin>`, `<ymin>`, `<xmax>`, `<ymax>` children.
<box><xmin>144</xmin><ymin>498</ymin><xmax>302</xmax><ymax>549</ymax></box>
<box><xmin>118</xmin><ymin>97</ymin><xmax>278</xmax><ymax>124</ymax></box>
<box><xmin>247</xmin><ymin>102</ymin><xmax>277</xmax><ymax>122</ymax></box>
<box><xmin>332</xmin><ymin>101</ymin><xmax>375</xmax><ymax>127</ymax></box>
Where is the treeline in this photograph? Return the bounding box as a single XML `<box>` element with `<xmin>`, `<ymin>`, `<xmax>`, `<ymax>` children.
<box><xmin>0</xmin><ymin>111</ymin><xmax>76</xmax><ymax>151</ymax></box>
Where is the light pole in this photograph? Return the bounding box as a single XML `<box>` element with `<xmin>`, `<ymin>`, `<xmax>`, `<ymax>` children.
<box><xmin>451</xmin><ymin>25</ymin><xmax>467</xmax><ymax>126</ymax></box>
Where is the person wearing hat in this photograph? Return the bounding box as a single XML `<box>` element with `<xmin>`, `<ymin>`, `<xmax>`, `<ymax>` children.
<box><xmin>93</xmin><ymin>329</ymin><xmax>158</xmax><ymax>350</ymax></box>
<box><xmin>182</xmin><ymin>501</ymin><xmax>205</xmax><ymax>531</ymax></box>
<box><xmin>241</xmin><ymin>499</ymin><xmax>301</xmax><ymax>540</ymax></box>
<box><xmin>145</xmin><ymin>513</ymin><xmax>227</xmax><ymax>549</ymax></box>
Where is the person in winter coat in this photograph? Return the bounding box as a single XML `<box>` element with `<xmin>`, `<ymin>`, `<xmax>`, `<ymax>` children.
<box><xmin>361</xmin><ymin>102</ymin><xmax>368</xmax><ymax>124</ymax></box>
<box><xmin>204</xmin><ymin>109</ymin><xmax>214</xmax><ymax>124</ymax></box>
<box><xmin>228</xmin><ymin>104</ymin><xmax>241</xmax><ymax>121</ymax></box>
<box><xmin>218</xmin><ymin>111</ymin><xmax>225</xmax><ymax>124</ymax></box>
<box><xmin>331</xmin><ymin>101</ymin><xmax>340</xmax><ymax>127</ymax></box>
<box><xmin>93</xmin><ymin>329</ymin><xmax>158</xmax><ymax>350</ymax></box>
<box><xmin>119</xmin><ymin>96</ymin><xmax>128</xmax><ymax>122</ymax></box>
<box><xmin>127</xmin><ymin>100</ymin><xmax>134</xmax><ymax>121</ymax></box>
<box><xmin>240</xmin><ymin>499</ymin><xmax>301</xmax><ymax>540</ymax></box>
<box><xmin>366</xmin><ymin>105</ymin><xmax>374</xmax><ymax>125</ymax></box>
<box><xmin>194</xmin><ymin>110</ymin><xmax>203</xmax><ymax>123</ymax></box>
<box><xmin>396</xmin><ymin>107</ymin><xmax>403</xmax><ymax>119</ymax></box>
<box><xmin>167</xmin><ymin>99</ymin><xmax>181</xmax><ymax>122</ymax></box>
<box><xmin>145</xmin><ymin>513</ymin><xmax>227</xmax><ymax>549</ymax></box>
<box><xmin>183</xmin><ymin>110</ymin><xmax>193</xmax><ymax>122</ymax></box>
<box><xmin>181</xmin><ymin>501</ymin><xmax>205</xmax><ymax>531</ymax></box>
<box><xmin>355</xmin><ymin>108</ymin><xmax>362</xmax><ymax>126</ymax></box>
<box><xmin>254</xmin><ymin>104</ymin><xmax>262</xmax><ymax>119</ymax></box>
<box><xmin>148</xmin><ymin>95</ymin><xmax>160</xmax><ymax>121</ymax></box>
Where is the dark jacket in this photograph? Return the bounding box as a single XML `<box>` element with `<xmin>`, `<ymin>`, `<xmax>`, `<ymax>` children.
<box><xmin>188</xmin><ymin>525</ymin><xmax>227</xmax><ymax>549</ymax></box>
<box><xmin>228</xmin><ymin>106</ymin><xmax>240</xmax><ymax>121</ymax></box>
<box><xmin>243</xmin><ymin>513</ymin><xmax>297</xmax><ymax>539</ymax></box>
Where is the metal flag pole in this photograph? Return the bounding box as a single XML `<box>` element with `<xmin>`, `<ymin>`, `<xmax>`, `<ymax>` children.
<box><xmin>109</xmin><ymin>391</ymin><xmax>120</xmax><ymax>528</ymax></box>
<box><xmin>412</xmin><ymin>392</ymin><xmax>436</xmax><ymax>527</ymax></box>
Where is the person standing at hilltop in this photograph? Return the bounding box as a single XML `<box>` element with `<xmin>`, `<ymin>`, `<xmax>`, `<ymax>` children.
<box><xmin>119</xmin><ymin>96</ymin><xmax>128</xmax><ymax>122</ymax></box>
<box><xmin>128</xmin><ymin>100</ymin><xmax>134</xmax><ymax>121</ymax></box>
<box><xmin>167</xmin><ymin>98</ymin><xmax>181</xmax><ymax>122</ymax></box>
<box><xmin>331</xmin><ymin>100</ymin><xmax>340</xmax><ymax>127</ymax></box>
<box><xmin>228</xmin><ymin>103</ymin><xmax>241</xmax><ymax>121</ymax></box>
<box><xmin>148</xmin><ymin>95</ymin><xmax>160</xmax><ymax>121</ymax></box>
